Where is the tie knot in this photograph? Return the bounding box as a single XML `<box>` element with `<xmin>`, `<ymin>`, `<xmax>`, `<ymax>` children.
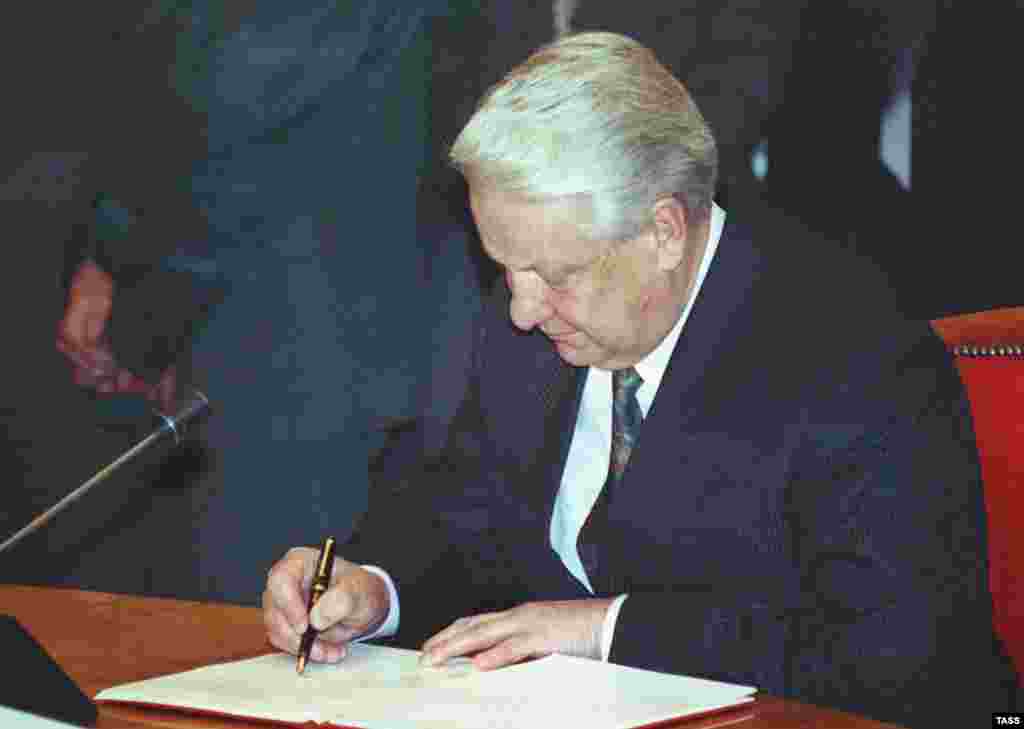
<box><xmin>613</xmin><ymin>367</ymin><xmax>643</xmax><ymax>400</ymax></box>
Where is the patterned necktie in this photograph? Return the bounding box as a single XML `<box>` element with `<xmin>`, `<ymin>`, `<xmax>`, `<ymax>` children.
<box><xmin>577</xmin><ymin>367</ymin><xmax>644</xmax><ymax>589</ymax></box>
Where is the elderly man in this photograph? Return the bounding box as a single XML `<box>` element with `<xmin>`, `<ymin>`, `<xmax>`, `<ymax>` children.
<box><xmin>263</xmin><ymin>32</ymin><xmax>1015</xmax><ymax>726</ymax></box>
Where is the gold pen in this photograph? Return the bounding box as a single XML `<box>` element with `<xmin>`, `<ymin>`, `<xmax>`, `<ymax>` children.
<box><xmin>297</xmin><ymin>536</ymin><xmax>336</xmax><ymax>675</ymax></box>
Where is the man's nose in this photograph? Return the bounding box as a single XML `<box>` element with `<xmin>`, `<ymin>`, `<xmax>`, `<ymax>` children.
<box><xmin>507</xmin><ymin>271</ymin><xmax>552</xmax><ymax>331</ymax></box>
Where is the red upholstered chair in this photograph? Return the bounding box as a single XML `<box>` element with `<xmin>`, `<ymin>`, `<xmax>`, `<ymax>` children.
<box><xmin>931</xmin><ymin>307</ymin><xmax>1024</xmax><ymax>682</ymax></box>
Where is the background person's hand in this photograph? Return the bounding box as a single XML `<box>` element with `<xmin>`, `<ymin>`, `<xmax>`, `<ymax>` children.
<box><xmin>420</xmin><ymin>598</ymin><xmax>616</xmax><ymax>670</ymax></box>
<box><xmin>263</xmin><ymin>546</ymin><xmax>390</xmax><ymax>664</ymax></box>
<box><xmin>56</xmin><ymin>260</ymin><xmax>177</xmax><ymax>412</ymax></box>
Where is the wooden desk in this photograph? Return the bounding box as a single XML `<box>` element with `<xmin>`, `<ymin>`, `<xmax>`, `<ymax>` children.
<box><xmin>1</xmin><ymin>585</ymin><xmax>905</xmax><ymax>729</ymax></box>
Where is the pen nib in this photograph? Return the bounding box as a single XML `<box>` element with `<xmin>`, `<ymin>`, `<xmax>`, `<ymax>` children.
<box><xmin>296</xmin><ymin>654</ymin><xmax>307</xmax><ymax>675</ymax></box>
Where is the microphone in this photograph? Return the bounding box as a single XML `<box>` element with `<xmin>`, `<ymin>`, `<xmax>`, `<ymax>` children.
<box><xmin>0</xmin><ymin>390</ymin><xmax>211</xmax><ymax>556</ymax></box>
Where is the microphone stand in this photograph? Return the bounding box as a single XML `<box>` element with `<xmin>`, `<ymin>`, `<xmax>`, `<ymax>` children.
<box><xmin>0</xmin><ymin>390</ymin><xmax>211</xmax><ymax>556</ymax></box>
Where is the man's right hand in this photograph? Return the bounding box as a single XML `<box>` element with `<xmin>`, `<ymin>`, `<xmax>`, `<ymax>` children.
<box><xmin>262</xmin><ymin>547</ymin><xmax>390</xmax><ymax>664</ymax></box>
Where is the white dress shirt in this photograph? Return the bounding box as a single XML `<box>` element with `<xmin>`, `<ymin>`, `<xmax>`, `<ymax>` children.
<box><xmin>362</xmin><ymin>203</ymin><xmax>727</xmax><ymax>659</ymax></box>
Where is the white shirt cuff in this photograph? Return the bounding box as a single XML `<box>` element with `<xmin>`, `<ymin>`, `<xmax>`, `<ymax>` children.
<box><xmin>600</xmin><ymin>594</ymin><xmax>629</xmax><ymax>661</ymax></box>
<box><xmin>353</xmin><ymin>567</ymin><xmax>622</xmax><ymax>659</ymax></box>
<box><xmin>351</xmin><ymin>565</ymin><xmax>400</xmax><ymax>642</ymax></box>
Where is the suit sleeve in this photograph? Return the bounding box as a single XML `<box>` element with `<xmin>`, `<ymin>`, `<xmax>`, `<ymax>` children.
<box><xmin>608</xmin><ymin>332</ymin><xmax>1016</xmax><ymax>728</ymax></box>
<box><xmin>344</xmin><ymin>294</ymin><xmax>523</xmax><ymax>648</ymax></box>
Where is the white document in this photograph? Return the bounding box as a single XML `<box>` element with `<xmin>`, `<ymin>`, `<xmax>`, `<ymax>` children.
<box><xmin>96</xmin><ymin>643</ymin><xmax>756</xmax><ymax>729</ymax></box>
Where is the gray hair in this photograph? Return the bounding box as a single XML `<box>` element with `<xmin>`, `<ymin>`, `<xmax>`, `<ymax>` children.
<box><xmin>449</xmin><ymin>31</ymin><xmax>717</xmax><ymax>242</ymax></box>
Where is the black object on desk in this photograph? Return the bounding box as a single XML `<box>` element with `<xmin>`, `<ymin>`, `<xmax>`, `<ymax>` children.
<box><xmin>0</xmin><ymin>615</ymin><xmax>97</xmax><ymax>726</ymax></box>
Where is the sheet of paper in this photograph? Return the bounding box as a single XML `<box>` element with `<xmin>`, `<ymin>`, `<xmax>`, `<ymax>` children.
<box><xmin>96</xmin><ymin>643</ymin><xmax>755</xmax><ymax>729</ymax></box>
<box><xmin>96</xmin><ymin>645</ymin><xmax>473</xmax><ymax>724</ymax></box>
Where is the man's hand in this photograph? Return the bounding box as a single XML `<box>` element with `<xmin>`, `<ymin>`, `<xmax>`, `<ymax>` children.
<box><xmin>420</xmin><ymin>598</ymin><xmax>616</xmax><ymax>670</ymax></box>
<box><xmin>56</xmin><ymin>260</ymin><xmax>177</xmax><ymax>411</ymax></box>
<box><xmin>263</xmin><ymin>547</ymin><xmax>390</xmax><ymax>664</ymax></box>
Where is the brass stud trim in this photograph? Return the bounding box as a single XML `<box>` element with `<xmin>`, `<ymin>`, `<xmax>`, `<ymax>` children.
<box><xmin>951</xmin><ymin>343</ymin><xmax>1024</xmax><ymax>357</ymax></box>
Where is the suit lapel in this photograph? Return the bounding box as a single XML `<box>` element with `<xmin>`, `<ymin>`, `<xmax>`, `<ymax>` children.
<box><xmin>488</xmin><ymin>279</ymin><xmax>587</xmax><ymax>526</ymax></box>
<box><xmin>532</xmin><ymin>348</ymin><xmax>587</xmax><ymax>527</ymax></box>
<box><xmin>646</xmin><ymin>215</ymin><xmax>763</xmax><ymax>428</ymax></box>
<box><xmin>601</xmin><ymin>219</ymin><xmax>762</xmax><ymax>590</ymax></box>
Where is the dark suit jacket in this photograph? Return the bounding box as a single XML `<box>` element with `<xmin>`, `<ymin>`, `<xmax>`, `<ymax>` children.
<box><xmin>347</xmin><ymin>204</ymin><xmax>1016</xmax><ymax>727</ymax></box>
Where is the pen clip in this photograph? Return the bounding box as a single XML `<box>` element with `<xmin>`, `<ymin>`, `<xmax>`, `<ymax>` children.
<box><xmin>314</xmin><ymin>537</ymin><xmax>336</xmax><ymax>587</ymax></box>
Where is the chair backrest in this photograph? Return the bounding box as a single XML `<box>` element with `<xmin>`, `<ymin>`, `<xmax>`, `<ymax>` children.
<box><xmin>931</xmin><ymin>307</ymin><xmax>1024</xmax><ymax>682</ymax></box>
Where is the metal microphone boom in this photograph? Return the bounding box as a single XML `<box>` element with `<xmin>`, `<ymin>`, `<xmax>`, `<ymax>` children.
<box><xmin>0</xmin><ymin>390</ymin><xmax>211</xmax><ymax>555</ymax></box>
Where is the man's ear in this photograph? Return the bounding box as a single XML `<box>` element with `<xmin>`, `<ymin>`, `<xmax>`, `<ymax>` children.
<box><xmin>650</xmin><ymin>196</ymin><xmax>688</xmax><ymax>272</ymax></box>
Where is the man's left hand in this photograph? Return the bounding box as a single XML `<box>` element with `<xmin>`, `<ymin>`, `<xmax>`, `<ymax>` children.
<box><xmin>420</xmin><ymin>598</ymin><xmax>616</xmax><ymax>670</ymax></box>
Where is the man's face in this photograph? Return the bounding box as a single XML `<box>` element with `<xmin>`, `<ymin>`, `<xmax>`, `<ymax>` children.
<box><xmin>470</xmin><ymin>187</ymin><xmax>681</xmax><ymax>370</ymax></box>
